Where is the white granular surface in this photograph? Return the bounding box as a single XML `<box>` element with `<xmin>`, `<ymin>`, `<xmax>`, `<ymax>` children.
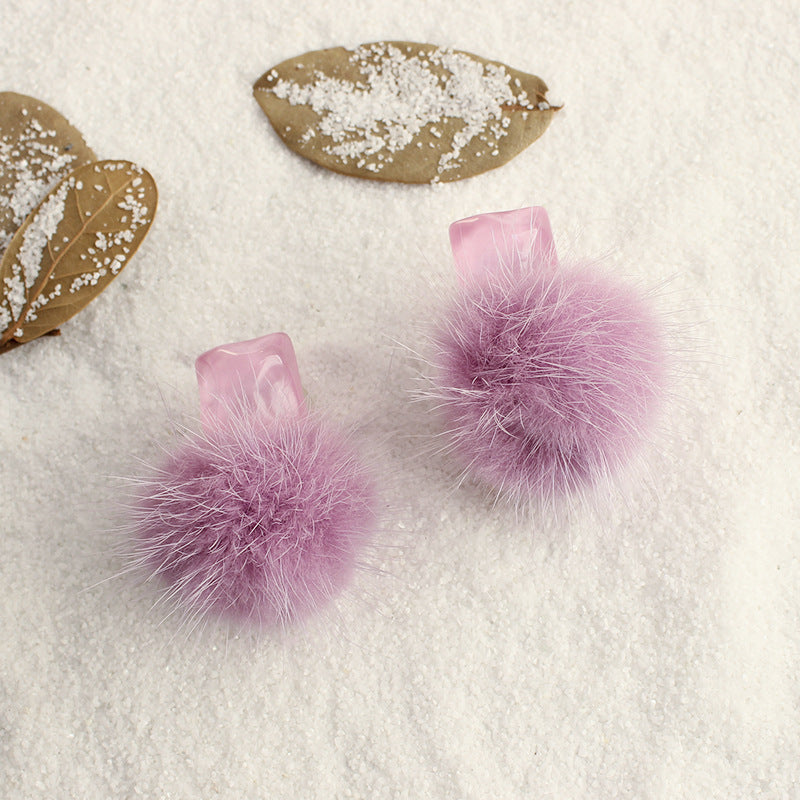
<box><xmin>1</xmin><ymin>2</ymin><xmax>798</xmax><ymax>799</ymax></box>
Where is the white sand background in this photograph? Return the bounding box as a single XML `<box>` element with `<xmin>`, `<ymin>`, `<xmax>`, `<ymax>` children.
<box><xmin>2</xmin><ymin>1</ymin><xmax>798</xmax><ymax>797</ymax></box>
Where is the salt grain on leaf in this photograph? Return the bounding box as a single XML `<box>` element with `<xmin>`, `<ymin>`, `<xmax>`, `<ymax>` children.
<box><xmin>0</xmin><ymin>92</ymin><xmax>96</xmax><ymax>259</ymax></box>
<box><xmin>253</xmin><ymin>42</ymin><xmax>559</xmax><ymax>183</ymax></box>
<box><xmin>0</xmin><ymin>160</ymin><xmax>157</xmax><ymax>351</ymax></box>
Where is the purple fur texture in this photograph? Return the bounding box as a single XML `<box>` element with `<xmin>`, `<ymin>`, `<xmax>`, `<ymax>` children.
<box><xmin>132</xmin><ymin>411</ymin><xmax>377</xmax><ymax>629</ymax></box>
<box><xmin>431</xmin><ymin>263</ymin><xmax>665</xmax><ymax>503</ymax></box>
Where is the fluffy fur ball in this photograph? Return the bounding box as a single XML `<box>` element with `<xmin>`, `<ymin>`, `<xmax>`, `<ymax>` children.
<box><xmin>430</xmin><ymin>263</ymin><xmax>665</xmax><ymax>504</ymax></box>
<box><xmin>132</xmin><ymin>411</ymin><xmax>377</xmax><ymax>629</ymax></box>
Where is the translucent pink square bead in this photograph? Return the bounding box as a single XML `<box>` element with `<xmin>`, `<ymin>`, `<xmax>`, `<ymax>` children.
<box><xmin>196</xmin><ymin>332</ymin><xmax>305</xmax><ymax>433</ymax></box>
<box><xmin>449</xmin><ymin>206</ymin><xmax>557</xmax><ymax>281</ymax></box>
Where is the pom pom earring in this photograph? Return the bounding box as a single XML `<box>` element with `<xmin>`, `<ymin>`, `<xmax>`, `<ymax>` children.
<box><xmin>428</xmin><ymin>207</ymin><xmax>666</xmax><ymax>505</ymax></box>
<box><xmin>129</xmin><ymin>333</ymin><xmax>378</xmax><ymax>630</ymax></box>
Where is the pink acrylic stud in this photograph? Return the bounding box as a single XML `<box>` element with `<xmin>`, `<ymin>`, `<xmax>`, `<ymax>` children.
<box><xmin>195</xmin><ymin>332</ymin><xmax>305</xmax><ymax>433</ymax></box>
<box><xmin>449</xmin><ymin>206</ymin><xmax>557</xmax><ymax>282</ymax></box>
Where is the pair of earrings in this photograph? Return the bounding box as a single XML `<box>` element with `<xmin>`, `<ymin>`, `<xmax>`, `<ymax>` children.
<box><xmin>129</xmin><ymin>207</ymin><xmax>664</xmax><ymax>630</ymax></box>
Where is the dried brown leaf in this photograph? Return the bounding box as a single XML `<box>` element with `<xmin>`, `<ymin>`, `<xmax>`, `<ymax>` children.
<box><xmin>0</xmin><ymin>92</ymin><xmax>96</xmax><ymax>258</ymax></box>
<box><xmin>0</xmin><ymin>160</ymin><xmax>157</xmax><ymax>351</ymax></box>
<box><xmin>254</xmin><ymin>41</ymin><xmax>558</xmax><ymax>183</ymax></box>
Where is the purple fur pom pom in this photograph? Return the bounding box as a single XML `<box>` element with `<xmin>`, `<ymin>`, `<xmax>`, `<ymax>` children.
<box><xmin>132</xmin><ymin>411</ymin><xmax>377</xmax><ymax>629</ymax></box>
<box><xmin>431</xmin><ymin>263</ymin><xmax>665</xmax><ymax>504</ymax></box>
